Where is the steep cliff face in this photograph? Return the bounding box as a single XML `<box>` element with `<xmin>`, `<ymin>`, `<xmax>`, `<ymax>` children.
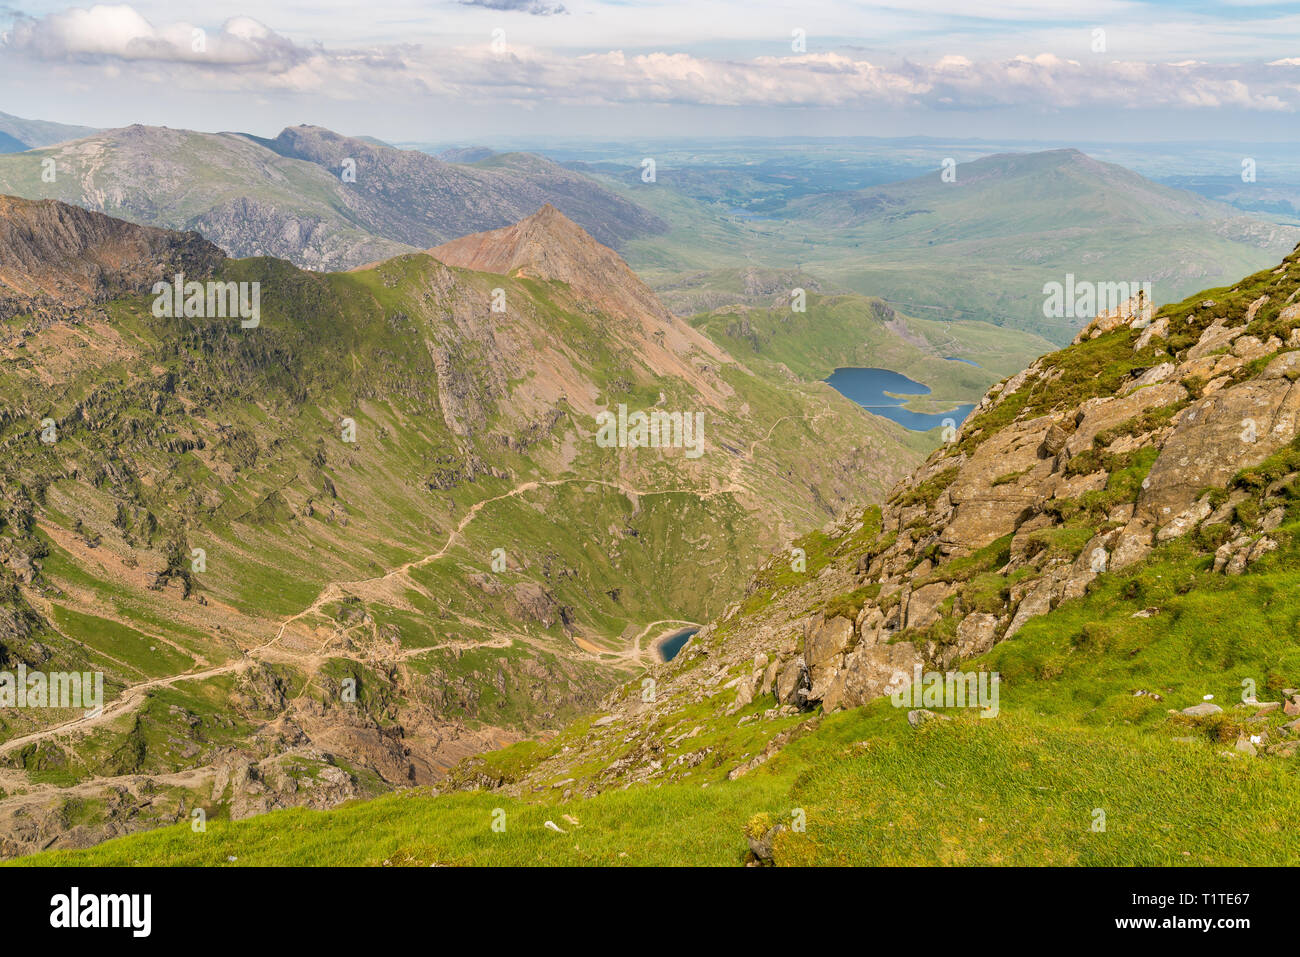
<box><xmin>456</xmin><ymin>241</ymin><xmax>1300</xmax><ymax>798</ymax></box>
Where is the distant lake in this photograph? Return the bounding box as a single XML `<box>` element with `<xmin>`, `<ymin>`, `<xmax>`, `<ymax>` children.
<box><xmin>659</xmin><ymin>627</ymin><xmax>698</xmax><ymax>662</ymax></box>
<box><xmin>945</xmin><ymin>356</ymin><xmax>979</xmax><ymax>366</ymax></box>
<box><xmin>826</xmin><ymin>367</ymin><xmax>975</xmax><ymax>432</ymax></box>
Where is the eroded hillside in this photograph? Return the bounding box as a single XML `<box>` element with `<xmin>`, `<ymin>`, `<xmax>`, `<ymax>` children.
<box><xmin>0</xmin><ymin>198</ymin><xmax>923</xmax><ymax>856</ymax></box>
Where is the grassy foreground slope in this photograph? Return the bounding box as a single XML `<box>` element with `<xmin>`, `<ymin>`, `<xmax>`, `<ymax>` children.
<box><xmin>26</xmin><ymin>521</ymin><xmax>1300</xmax><ymax>865</ymax></box>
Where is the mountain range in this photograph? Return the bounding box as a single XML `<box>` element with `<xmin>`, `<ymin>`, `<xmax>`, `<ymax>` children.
<box><xmin>4</xmin><ymin>116</ymin><xmax>1293</xmax><ymax>349</ymax></box>
<box><xmin>0</xmin><ymin>124</ymin><xmax>667</xmax><ymax>271</ymax></box>
<box><xmin>5</xmin><ymin>111</ymin><xmax>1300</xmax><ymax>866</ymax></box>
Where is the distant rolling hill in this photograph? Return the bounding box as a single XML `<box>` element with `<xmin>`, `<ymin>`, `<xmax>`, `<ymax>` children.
<box><xmin>583</xmin><ymin>148</ymin><xmax>1300</xmax><ymax>345</ymax></box>
<box><xmin>0</xmin><ymin>110</ymin><xmax>98</xmax><ymax>152</ymax></box>
<box><xmin>0</xmin><ymin>124</ymin><xmax>667</xmax><ymax>271</ymax></box>
<box><xmin>783</xmin><ymin>149</ymin><xmax>1300</xmax><ymax>341</ymax></box>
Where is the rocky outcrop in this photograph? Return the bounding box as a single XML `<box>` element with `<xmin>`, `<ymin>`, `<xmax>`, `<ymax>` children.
<box><xmin>187</xmin><ymin>196</ymin><xmax>409</xmax><ymax>272</ymax></box>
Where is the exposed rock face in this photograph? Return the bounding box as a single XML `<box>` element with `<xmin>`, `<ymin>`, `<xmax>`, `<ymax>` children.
<box><xmin>821</xmin><ymin>640</ymin><xmax>920</xmax><ymax>713</ymax></box>
<box><xmin>425</xmin><ymin>204</ymin><xmax>731</xmax><ymax>407</ymax></box>
<box><xmin>0</xmin><ymin>195</ymin><xmax>224</xmax><ymax>320</ymax></box>
<box><xmin>187</xmin><ymin>196</ymin><xmax>407</xmax><ymax>272</ymax></box>
<box><xmin>1138</xmin><ymin>377</ymin><xmax>1300</xmax><ymax>525</ymax></box>
<box><xmin>805</xmin><ymin>616</ymin><xmax>853</xmax><ymax>671</ymax></box>
<box><xmin>429</xmin><ymin>204</ymin><xmax>677</xmax><ymax>328</ymax></box>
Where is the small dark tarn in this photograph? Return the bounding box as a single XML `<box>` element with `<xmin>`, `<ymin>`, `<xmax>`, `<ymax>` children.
<box><xmin>660</xmin><ymin>628</ymin><xmax>698</xmax><ymax>662</ymax></box>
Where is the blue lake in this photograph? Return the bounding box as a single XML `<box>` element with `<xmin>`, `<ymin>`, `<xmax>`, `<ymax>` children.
<box><xmin>825</xmin><ymin>367</ymin><xmax>975</xmax><ymax>432</ymax></box>
<box><xmin>945</xmin><ymin>356</ymin><xmax>979</xmax><ymax>366</ymax></box>
<box><xmin>659</xmin><ymin>627</ymin><xmax>698</xmax><ymax>662</ymax></box>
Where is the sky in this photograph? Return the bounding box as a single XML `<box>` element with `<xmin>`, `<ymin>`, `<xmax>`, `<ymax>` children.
<box><xmin>1</xmin><ymin>1</ymin><xmax>1299</xmax><ymax>144</ymax></box>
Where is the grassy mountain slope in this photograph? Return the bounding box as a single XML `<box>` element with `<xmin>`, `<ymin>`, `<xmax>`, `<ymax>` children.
<box><xmin>38</xmin><ymin>240</ymin><xmax>1300</xmax><ymax>866</ymax></box>
<box><xmin>0</xmin><ymin>198</ymin><xmax>924</xmax><ymax>857</ymax></box>
<box><xmin>690</xmin><ymin>291</ymin><xmax>1053</xmax><ymax>414</ymax></box>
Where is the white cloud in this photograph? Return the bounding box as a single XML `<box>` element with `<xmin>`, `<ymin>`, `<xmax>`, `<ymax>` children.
<box><xmin>426</xmin><ymin>45</ymin><xmax>1299</xmax><ymax>113</ymax></box>
<box><xmin>3</xmin><ymin>3</ymin><xmax>1298</xmax><ymax>112</ymax></box>
<box><xmin>3</xmin><ymin>4</ymin><xmax>320</xmax><ymax>68</ymax></box>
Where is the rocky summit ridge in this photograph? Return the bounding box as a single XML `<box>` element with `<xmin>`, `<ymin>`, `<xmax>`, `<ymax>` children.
<box><xmin>429</xmin><ymin>204</ymin><xmax>675</xmax><ymax>327</ymax></box>
<box><xmin>424</xmin><ymin>204</ymin><xmax>730</xmax><ymax>405</ymax></box>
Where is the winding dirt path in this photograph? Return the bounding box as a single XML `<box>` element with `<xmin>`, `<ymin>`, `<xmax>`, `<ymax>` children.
<box><xmin>1</xmin><ymin>473</ymin><xmax>743</xmax><ymax>757</ymax></box>
<box><xmin>271</xmin><ymin>476</ymin><xmax>740</xmax><ymax>645</ymax></box>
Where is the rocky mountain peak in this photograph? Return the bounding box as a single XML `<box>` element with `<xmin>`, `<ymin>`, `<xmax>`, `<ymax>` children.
<box><xmin>429</xmin><ymin>204</ymin><xmax>676</xmax><ymax>327</ymax></box>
